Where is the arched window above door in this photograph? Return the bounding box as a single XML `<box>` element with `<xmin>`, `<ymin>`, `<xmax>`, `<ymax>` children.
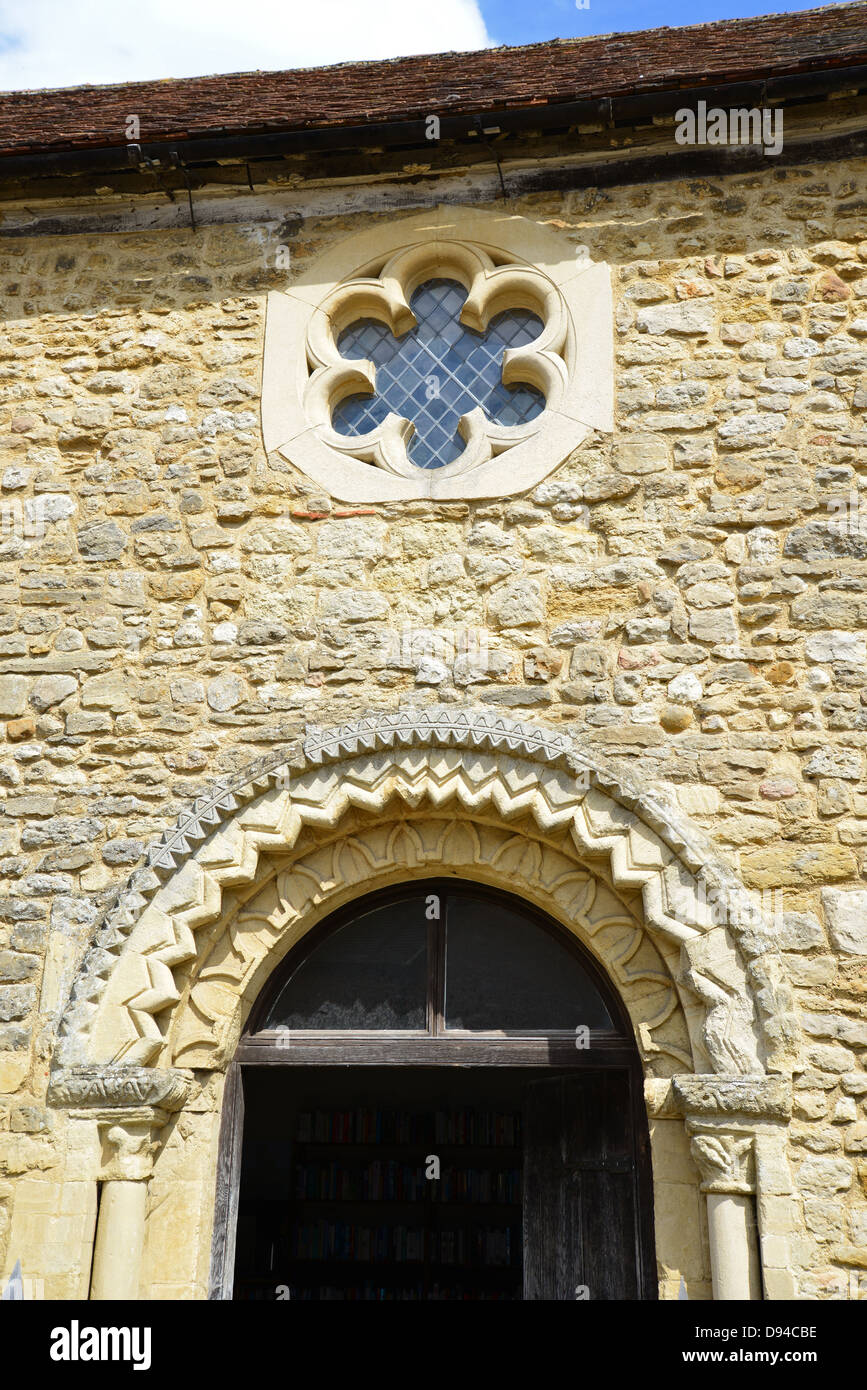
<box><xmin>266</xmin><ymin>896</ymin><xmax>428</xmax><ymax>1031</ymax></box>
<box><xmin>257</xmin><ymin>883</ymin><xmax>616</xmax><ymax>1037</ymax></box>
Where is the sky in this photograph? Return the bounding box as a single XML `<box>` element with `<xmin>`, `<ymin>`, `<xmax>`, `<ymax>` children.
<box><xmin>0</xmin><ymin>0</ymin><xmax>843</xmax><ymax>91</ymax></box>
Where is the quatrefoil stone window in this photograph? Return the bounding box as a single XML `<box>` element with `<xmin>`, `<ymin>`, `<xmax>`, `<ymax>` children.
<box><xmin>262</xmin><ymin>209</ymin><xmax>613</xmax><ymax>502</ymax></box>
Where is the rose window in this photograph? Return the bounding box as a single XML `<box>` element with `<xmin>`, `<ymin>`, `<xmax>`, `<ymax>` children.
<box><xmin>261</xmin><ymin>211</ymin><xmax>613</xmax><ymax>502</ymax></box>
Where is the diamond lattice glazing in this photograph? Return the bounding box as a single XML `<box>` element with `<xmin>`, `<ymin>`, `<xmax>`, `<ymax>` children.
<box><xmin>331</xmin><ymin>278</ymin><xmax>545</xmax><ymax>469</ymax></box>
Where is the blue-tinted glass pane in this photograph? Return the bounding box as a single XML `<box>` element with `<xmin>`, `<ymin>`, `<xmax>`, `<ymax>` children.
<box><xmin>330</xmin><ymin>279</ymin><xmax>545</xmax><ymax>470</ymax></box>
<box><xmin>332</xmin><ymin>391</ymin><xmax>389</xmax><ymax>436</ymax></box>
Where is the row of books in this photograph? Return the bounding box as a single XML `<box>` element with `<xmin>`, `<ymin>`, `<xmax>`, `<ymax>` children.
<box><xmin>264</xmin><ymin>1284</ymin><xmax>518</xmax><ymax>1301</ymax></box>
<box><xmin>434</xmin><ymin>1227</ymin><xmax>515</xmax><ymax>1268</ymax></box>
<box><xmin>434</xmin><ymin>1109</ymin><xmax>521</xmax><ymax>1147</ymax></box>
<box><xmin>290</xmin><ymin>1221</ymin><xmax>425</xmax><ymax>1263</ymax></box>
<box><xmin>288</xmin><ymin>1219</ymin><xmax>519</xmax><ymax>1265</ymax></box>
<box><xmin>292</xmin><ymin>1160</ymin><xmax>522</xmax><ymax>1204</ymax></box>
<box><xmin>295</xmin><ymin>1109</ymin><xmax>427</xmax><ymax>1145</ymax></box>
<box><xmin>436</xmin><ymin>1166</ymin><xmax>521</xmax><ymax>1204</ymax></box>
<box><xmin>294</xmin><ymin>1107</ymin><xmax>522</xmax><ymax>1147</ymax></box>
<box><xmin>428</xmin><ymin>1286</ymin><xmax>518</xmax><ymax>1301</ymax></box>
<box><xmin>293</xmin><ymin>1160</ymin><xmax>427</xmax><ymax>1202</ymax></box>
<box><xmin>286</xmin><ymin>1283</ymin><xmax>427</xmax><ymax>1301</ymax></box>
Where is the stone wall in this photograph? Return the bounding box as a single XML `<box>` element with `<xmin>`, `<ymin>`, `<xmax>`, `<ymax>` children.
<box><xmin>1</xmin><ymin>155</ymin><xmax>867</xmax><ymax>1297</ymax></box>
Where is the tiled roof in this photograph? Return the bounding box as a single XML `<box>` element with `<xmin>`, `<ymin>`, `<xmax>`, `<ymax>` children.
<box><xmin>0</xmin><ymin>1</ymin><xmax>865</xmax><ymax>158</ymax></box>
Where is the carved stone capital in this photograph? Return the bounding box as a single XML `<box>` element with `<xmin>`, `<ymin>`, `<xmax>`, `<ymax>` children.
<box><xmin>48</xmin><ymin>1065</ymin><xmax>191</xmax><ymax>1113</ymax></box>
<box><xmin>687</xmin><ymin>1125</ymin><xmax>756</xmax><ymax>1194</ymax></box>
<box><xmin>98</xmin><ymin>1112</ymin><xmax>163</xmax><ymax>1182</ymax></box>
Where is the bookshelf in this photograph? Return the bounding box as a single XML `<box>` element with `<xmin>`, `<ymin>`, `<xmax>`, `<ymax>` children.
<box><xmin>234</xmin><ymin>1100</ymin><xmax>523</xmax><ymax>1301</ymax></box>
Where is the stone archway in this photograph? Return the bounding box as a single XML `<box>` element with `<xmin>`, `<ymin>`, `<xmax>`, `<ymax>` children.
<box><xmin>46</xmin><ymin>709</ymin><xmax>798</xmax><ymax>1301</ymax></box>
<box><xmin>170</xmin><ymin>811</ymin><xmax>698</xmax><ymax>1076</ymax></box>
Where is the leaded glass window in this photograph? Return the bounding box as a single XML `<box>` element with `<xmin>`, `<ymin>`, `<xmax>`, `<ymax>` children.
<box><xmin>265</xmin><ymin>900</ymin><xmax>427</xmax><ymax>1030</ymax></box>
<box><xmin>260</xmin><ymin>883</ymin><xmax>616</xmax><ymax>1035</ymax></box>
<box><xmin>331</xmin><ymin>279</ymin><xmax>545</xmax><ymax>470</ymax></box>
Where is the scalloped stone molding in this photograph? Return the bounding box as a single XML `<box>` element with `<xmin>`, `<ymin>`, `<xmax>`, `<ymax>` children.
<box><xmin>261</xmin><ymin>206</ymin><xmax>613</xmax><ymax>501</ymax></box>
<box><xmin>167</xmin><ymin>813</ymin><xmax>697</xmax><ymax>1072</ymax></box>
<box><xmin>53</xmin><ymin>709</ymin><xmax>798</xmax><ymax>1078</ymax></box>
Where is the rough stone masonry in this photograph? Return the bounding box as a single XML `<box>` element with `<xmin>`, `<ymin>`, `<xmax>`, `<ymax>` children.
<box><xmin>2</xmin><ymin>82</ymin><xmax>867</xmax><ymax>1297</ymax></box>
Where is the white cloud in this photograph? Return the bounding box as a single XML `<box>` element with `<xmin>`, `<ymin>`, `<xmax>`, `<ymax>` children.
<box><xmin>0</xmin><ymin>0</ymin><xmax>492</xmax><ymax>91</ymax></box>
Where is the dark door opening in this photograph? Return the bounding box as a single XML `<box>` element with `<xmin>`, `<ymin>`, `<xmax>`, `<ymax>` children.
<box><xmin>214</xmin><ymin>880</ymin><xmax>656</xmax><ymax>1301</ymax></box>
<box><xmin>232</xmin><ymin>1064</ymin><xmax>645</xmax><ymax>1301</ymax></box>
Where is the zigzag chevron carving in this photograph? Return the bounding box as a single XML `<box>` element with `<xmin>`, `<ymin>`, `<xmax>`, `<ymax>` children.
<box><xmin>170</xmin><ymin>816</ymin><xmax>696</xmax><ymax>1074</ymax></box>
<box><xmin>53</xmin><ymin>709</ymin><xmax>797</xmax><ymax>1076</ymax></box>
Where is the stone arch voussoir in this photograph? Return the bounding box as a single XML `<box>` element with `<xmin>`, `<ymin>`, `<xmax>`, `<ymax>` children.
<box><xmin>167</xmin><ymin>809</ymin><xmax>697</xmax><ymax>1074</ymax></box>
<box><xmin>52</xmin><ymin>709</ymin><xmax>799</xmax><ymax>1078</ymax></box>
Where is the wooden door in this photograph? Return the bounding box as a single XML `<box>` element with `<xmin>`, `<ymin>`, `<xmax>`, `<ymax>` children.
<box><xmin>523</xmin><ymin>1070</ymin><xmax>647</xmax><ymax>1300</ymax></box>
<box><xmin>209</xmin><ymin>1062</ymin><xmax>245</xmax><ymax>1300</ymax></box>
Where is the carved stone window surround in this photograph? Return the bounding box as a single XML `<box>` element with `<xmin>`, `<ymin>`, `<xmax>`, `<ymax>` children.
<box><xmin>261</xmin><ymin>207</ymin><xmax>613</xmax><ymax>501</ymax></box>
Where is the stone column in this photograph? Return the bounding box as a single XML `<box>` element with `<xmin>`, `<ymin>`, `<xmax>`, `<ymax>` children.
<box><xmin>90</xmin><ymin>1112</ymin><xmax>163</xmax><ymax>1301</ymax></box>
<box><xmin>47</xmin><ymin>1065</ymin><xmax>191</xmax><ymax>1302</ymax></box>
<box><xmin>688</xmin><ymin>1128</ymin><xmax>761</xmax><ymax>1300</ymax></box>
<box><xmin>674</xmin><ymin>1075</ymin><xmax>792</xmax><ymax>1303</ymax></box>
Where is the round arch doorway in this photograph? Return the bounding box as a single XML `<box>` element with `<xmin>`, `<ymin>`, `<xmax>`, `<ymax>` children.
<box><xmin>212</xmin><ymin>879</ymin><xmax>657</xmax><ymax>1301</ymax></box>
